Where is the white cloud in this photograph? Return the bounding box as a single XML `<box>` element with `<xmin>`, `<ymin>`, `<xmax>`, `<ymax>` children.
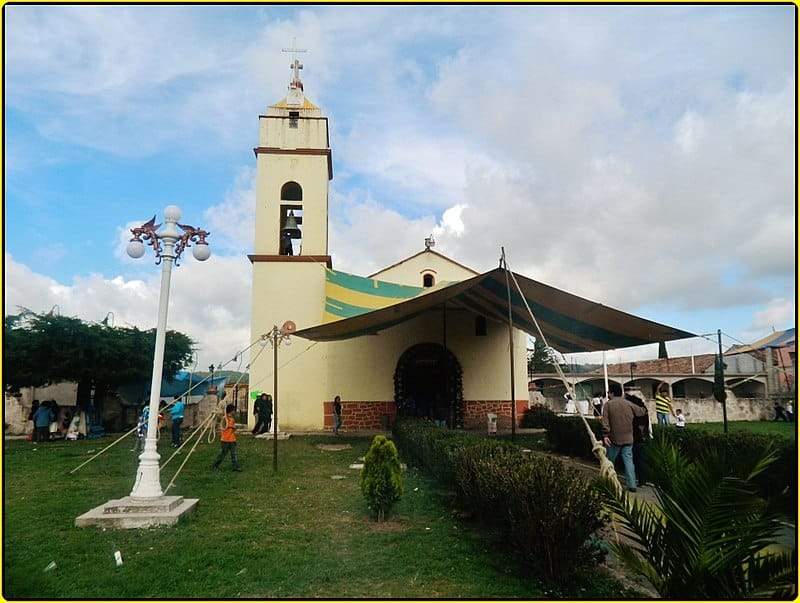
<box><xmin>4</xmin><ymin>253</ymin><xmax>253</xmax><ymax>370</ymax></box>
<box><xmin>5</xmin><ymin>5</ymin><xmax>795</xmax><ymax>368</ymax></box>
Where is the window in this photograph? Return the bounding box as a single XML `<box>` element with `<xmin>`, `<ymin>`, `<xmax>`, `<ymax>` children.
<box><xmin>423</xmin><ymin>273</ymin><xmax>435</xmax><ymax>288</ymax></box>
<box><xmin>288</xmin><ymin>111</ymin><xmax>299</xmax><ymax>128</ymax></box>
<box><xmin>475</xmin><ymin>315</ymin><xmax>487</xmax><ymax>336</ymax></box>
<box><xmin>281</xmin><ymin>181</ymin><xmax>302</xmax><ymax>201</ymax></box>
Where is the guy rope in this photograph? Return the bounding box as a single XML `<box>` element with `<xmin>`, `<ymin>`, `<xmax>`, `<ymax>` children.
<box><xmin>69</xmin><ymin>333</ymin><xmax>270</xmax><ymax>474</ymax></box>
<box><xmin>503</xmin><ymin>253</ymin><xmax>624</xmax><ymax>496</ymax></box>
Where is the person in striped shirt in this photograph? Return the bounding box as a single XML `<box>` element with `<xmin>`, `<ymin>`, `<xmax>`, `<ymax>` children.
<box><xmin>654</xmin><ymin>387</ymin><xmax>675</xmax><ymax>425</ymax></box>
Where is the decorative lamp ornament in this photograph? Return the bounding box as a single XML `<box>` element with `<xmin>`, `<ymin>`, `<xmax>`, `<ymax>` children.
<box><xmin>282</xmin><ymin>210</ymin><xmax>302</xmax><ymax>239</ymax></box>
<box><xmin>127</xmin><ymin>239</ymin><xmax>146</xmax><ymax>259</ymax></box>
<box><xmin>163</xmin><ymin>205</ymin><xmax>182</xmax><ymax>222</ymax></box>
<box><xmin>192</xmin><ymin>242</ymin><xmax>211</xmax><ymax>261</ymax></box>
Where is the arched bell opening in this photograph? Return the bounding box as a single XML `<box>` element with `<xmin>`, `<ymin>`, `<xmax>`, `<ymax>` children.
<box><xmin>394</xmin><ymin>343</ymin><xmax>463</xmax><ymax>428</ymax></box>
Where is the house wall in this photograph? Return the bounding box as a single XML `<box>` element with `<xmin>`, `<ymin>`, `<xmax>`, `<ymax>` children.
<box><xmin>325</xmin><ymin>308</ymin><xmax>528</xmax><ymax>429</ymax></box>
<box><xmin>542</xmin><ymin>390</ymin><xmax>776</xmax><ymax>423</ymax></box>
<box><xmin>249</xmin><ymin>262</ymin><xmax>328</xmax><ymax>432</ymax></box>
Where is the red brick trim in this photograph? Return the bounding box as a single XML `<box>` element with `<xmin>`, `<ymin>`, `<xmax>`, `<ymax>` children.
<box><xmin>463</xmin><ymin>400</ymin><xmax>529</xmax><ymax>430</ymax></box>
<box><xmin>322</xmin><ymin>400</ymin><xmax>396</xmax><ymax>432</ymax></box>
<box><xmin>253</xmin><ymin>147</ymin><xmax>333</xmax><ymax>180</ymax></box>
<box><xmin>247</xmin><ymin>255</ymin><xmax>332</xmax><ymax>269</ymax></box>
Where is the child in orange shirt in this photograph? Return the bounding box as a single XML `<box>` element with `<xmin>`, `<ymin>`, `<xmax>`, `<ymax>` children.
<box><xmin>212</xmin><ymin>404</ymin><xmax>241</xmax><ymax>471</ymax></box>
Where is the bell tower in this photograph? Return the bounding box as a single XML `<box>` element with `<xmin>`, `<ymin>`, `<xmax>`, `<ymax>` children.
<box><xmin>248</xmin><ymin>53</ymin><xmax>331</xmax><ymax>430</ymax></box>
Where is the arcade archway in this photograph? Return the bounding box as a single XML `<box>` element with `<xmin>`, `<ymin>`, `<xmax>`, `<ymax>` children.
<box><xmin>394</xmin><ymin>343</ymin><xmax>463</xmax><ymax>428</ymax></box>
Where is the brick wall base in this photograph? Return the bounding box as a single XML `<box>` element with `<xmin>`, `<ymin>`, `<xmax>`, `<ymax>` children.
<box><xmin>321</xmin><ymin>399</ymin><xmax>529</xmax><ymax>432</ymax></box>
<box><xmin>463</xmin><ymin>400</ymin><xmax>529</xmax><ymax>430</ymax></box>
<box><xmin>323</xmin><ymin>401</ymin><xmax>397</xmax><ymax>431</ymax></box>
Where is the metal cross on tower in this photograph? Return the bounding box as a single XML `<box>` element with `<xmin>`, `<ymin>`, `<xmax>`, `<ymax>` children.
<box><xmin>281</xmin><ymin>38</ymin><xmax>308</xmax><ymax>85</ymax></box>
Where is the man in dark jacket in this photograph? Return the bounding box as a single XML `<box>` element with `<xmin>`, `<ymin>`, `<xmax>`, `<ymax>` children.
<box><xmin>253</xmin><ymin>393</ymin><xmax>272</xmax><ymax>435</ymax></box>
<box><xmin>601</xmin><ymin>383</ymin><xmax>647</xmax><ymax>492</ymax></box>
<box><xmin>626</xmin><ymin>393</ymin><xmax>651</xmax><ymax>487</ymax></box>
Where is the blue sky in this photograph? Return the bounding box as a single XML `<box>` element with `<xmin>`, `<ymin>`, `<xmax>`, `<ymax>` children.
<box><xmin>5</xmin><ymin>5</ymin><xmax>795</xmax><ymax>366</ymax></box>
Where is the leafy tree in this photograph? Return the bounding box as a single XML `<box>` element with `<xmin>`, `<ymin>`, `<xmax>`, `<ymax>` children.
<box><xmin>599</xmin><ymin>437</ymin><xmax>796</xmax><ymax>598</ymax></box>
<box><xmin>3</xmin><ymin>309</ymin><xmax>194</xmax><ymax>393</ymax></box>
<box><xmin>528</xmin><ymin>337</ymin><xmax>557</xmax><ymax>374</ymax></box>
<box><xmin>360</xmin><ymin>435</ymin><xmax>404</xmax><ymax>521</ymax></box>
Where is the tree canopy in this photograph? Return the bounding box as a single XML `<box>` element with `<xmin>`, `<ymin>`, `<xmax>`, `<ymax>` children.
<box><xmin>527</xmin><ymin>337</ymin><xmax>558</xmax><ymax>374</ymax></box>
<box><xmin>3</xmin><ymin>309</ymin><xmax>194</xmax><ymax>391</ymax></box>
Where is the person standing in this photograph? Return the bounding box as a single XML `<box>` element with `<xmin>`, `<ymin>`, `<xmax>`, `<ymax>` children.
<box><xmin>33</xmin><ymin>402</ymin><xmax>54</xmax><ymax>443</ymax></box>
<box><xmin>134</xmin><ymin>404</ymin><xmax>149</xmax><ymax>454</ymax></box>
<box><xmin>602</xmin><ymin>383</ymin><xmax>648</xmax><ymax>492</ymax></box>
<box><xmin>654</xmin><ymin>387</ymin><xmax>675</xmax><ymax>426</ymax></box>
<box><xmin>28</xmin><ymin>400</ymin><xmax>40</xmax><ymax>442</ymax></box>
<box><xmin>169</xmin><ymin>397</ymin><xmax>185</xmax><ymax>447</ymax></box>
<box><xmin>213</xmin><ymin>404</ymin><xmax>241</xmax><ymax>471</ymax></box>
<box><xmin>626</xmin><ymin>393</ymin><xmax>651</xmax><ymax>487</ymax></box>
<box><xmin>332</xmin><ymin>395</ymin><xmax>343</xmax><ymax>435</ymax></box>
<box><xmin>252</xmin><ymin>393</ymin><xmax>273</xmax><ymax>435</ymax></box>
<box><xmin>675</xmin><ymin>409</ymin><xmax>686</xmax><ymax>428</ymax></box>
<box><xmin>591</xmin><ymin>393</ymin><xmax>603</xmax><ymax>417</ymax></box>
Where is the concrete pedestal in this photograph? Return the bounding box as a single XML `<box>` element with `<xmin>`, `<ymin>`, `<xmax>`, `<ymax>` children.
<box><xmin>75</xmin><ymin>495</ymin><xmax>199</xmax><ymax>529</ymax></box>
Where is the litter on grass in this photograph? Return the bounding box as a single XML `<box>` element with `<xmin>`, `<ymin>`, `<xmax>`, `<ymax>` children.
<box><xmin>44</xmin><ymin>562</ymin><xmax>56</xmax><ymax>572</ymax></box>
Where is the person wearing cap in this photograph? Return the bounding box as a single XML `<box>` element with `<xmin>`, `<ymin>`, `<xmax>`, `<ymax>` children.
<box><xmin>602</xmin><ymin>382</ymin><xmax>648</xmax><ymax>492</ymax></box>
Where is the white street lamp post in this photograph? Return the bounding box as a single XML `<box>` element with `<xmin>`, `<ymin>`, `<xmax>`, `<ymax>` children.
<box><xmin>75</xmin><ymin>205</ymin><xmax>210</xmax><ymax>528</ymax></box>
<box><xmin>127</xmin><ymin>205</ymin><xmax>210</xmax><ymax>499</ymax></box>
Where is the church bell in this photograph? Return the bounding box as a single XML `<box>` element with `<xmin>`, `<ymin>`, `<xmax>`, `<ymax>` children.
<box><xmin>282</xmin><ymin>210</ymin><xmax>302</xmax><ymax>239</ymax></box>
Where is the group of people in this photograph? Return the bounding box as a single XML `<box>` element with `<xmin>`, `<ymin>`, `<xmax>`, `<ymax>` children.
<box><xmin>601</xmin><ymin>383</ymin><xmax>684</xmax><ymax>492</ymax></box>
<box><xmin>28</xmin><ymin>399</ymin><xmax>89</xmax><ymax>442</ymax></box>
<box><xmin>773</xmin><ymin>401</ymin><xmax>794</xmax><ymax>422</ymax></box>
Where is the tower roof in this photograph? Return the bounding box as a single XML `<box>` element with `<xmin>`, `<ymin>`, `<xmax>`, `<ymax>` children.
<box><xmin>270</xmin><ymin>96</ymin><xmax>319</xmax><ymax>110</ymax></box>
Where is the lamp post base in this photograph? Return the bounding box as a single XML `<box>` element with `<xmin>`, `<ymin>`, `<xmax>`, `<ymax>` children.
<box><xmin>75</xmin><ymin>495</ymin><xmax>199</xmax><ymax>529</ymax></box>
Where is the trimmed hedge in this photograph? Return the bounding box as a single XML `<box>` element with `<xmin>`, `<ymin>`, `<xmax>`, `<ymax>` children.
<box><xmin>544</xmin><ymin>414</ymin><xmax>795</xmax><ymax>512</ymax></box>
<box><xmin>652</xmin><ymin>425</ymin><xmax>796</xmax><ymax>512</ymax></box>
<box><xmin>393</xmin><ymin>419</ymin><xmax>604</xmax><ymax>583</ymax></box>
<box><xmin>520</xmin><ymin>404</ymin><xmax>557</xmax><ymax>429</ymax></box>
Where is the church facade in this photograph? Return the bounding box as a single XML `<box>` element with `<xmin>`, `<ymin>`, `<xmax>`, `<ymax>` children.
<box><xmin>248</xmin><ymin>63</ymin><xmax>528</xmax><ymax>432</ymax></box>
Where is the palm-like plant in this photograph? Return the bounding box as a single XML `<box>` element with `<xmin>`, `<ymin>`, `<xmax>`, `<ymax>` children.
<box><xmin>599</xmin><ymin>437</ymin><xmax>796</xmax><ymax>598</ymax></box>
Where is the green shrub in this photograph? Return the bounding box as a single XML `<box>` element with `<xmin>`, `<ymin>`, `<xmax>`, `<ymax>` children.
<box><xmin>546</xmin><ymin>415</ymin><xmax>603</xmax><ymax>459</ymax></box>
<box><xmin>394</xmin><ymin>418</ymin><xmax>604</xmax><ymax>583</ymax></box>
<box><xmin>653</xmin><ymin>425</ymin><xmax>796</xmax><ymax>514</ymax></box>
<box><xmin>521</xmin><ymin>404</ymin><xmax>556</xmax><ymax>429</ymax></box>
<box><xmin>505</xmin><ymin>457</ymin><xmax>605</xmax><ymax>583</ymax></box>
<box><xmin>599</xmin><ymin>437</ymin><xmax>797</xmax><ymax>598</ymax></box>
<box><xmin>360</xmin><ymin>435</ymin><xmax>404</xmax><ymax>521</ymax></box>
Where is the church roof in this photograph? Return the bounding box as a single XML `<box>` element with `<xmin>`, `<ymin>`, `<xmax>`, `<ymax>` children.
<box><xmin>270</xmin><ymin>96</ymin><xmax>319</xmax><ymax>110</ymax></box>
<box><xmin>368</xmin><ymin>248</ymin><xmax>479</xmax><ymax>279</ymax></box>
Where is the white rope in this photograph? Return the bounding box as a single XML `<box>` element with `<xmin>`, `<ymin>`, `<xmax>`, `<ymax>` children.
<box><xmin>505</xmin><ymin>259</ymin><xmax>623</xmax><ymax>496</ymax></box>
<box><xmin>69</xmin><ymin>333</ymin><xmax>270</xmax><ymax>473</ymax></box>
<box><xmin>164</xmin><ymin>399</ymin><xmax>225</xmax><ymax>493</ymax></box>
<box><xmin>161</xmin><ymin>339</ymin><xmax>274</xmax><ymax>488</ymax></box>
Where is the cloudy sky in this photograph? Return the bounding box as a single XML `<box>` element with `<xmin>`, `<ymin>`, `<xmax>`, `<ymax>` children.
<box><xmin>5</xmin><ymin>5</ymin><xmax>795</xmax><ymax>368</ymax></box>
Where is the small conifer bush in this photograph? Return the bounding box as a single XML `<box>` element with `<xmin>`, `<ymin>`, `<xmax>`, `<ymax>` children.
<box><xmin>360</xmin><ymin>435</ymin><xmax>404</xmax><ymax>521</ymax></box>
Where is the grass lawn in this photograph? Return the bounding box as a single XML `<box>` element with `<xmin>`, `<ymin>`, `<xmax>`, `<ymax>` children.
<box><xmin>686</xmin><ymin>420</ymin><xmax>796</xmax><ymax>439</ymax></box>
<box><xmin>4</xmin><ymin>433</ymin><xmax>624</xmax><ymax>598</ymax></box>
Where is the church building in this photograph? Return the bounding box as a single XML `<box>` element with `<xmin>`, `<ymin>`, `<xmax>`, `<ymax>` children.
<box><xmin>247</xmin><ymin>60</ymin><xmax>529</xmax><ymax>432</ymax></box>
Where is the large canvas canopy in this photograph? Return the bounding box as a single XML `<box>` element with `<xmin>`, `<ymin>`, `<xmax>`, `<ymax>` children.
<box><xmin>296</xmin><ymin>268</ymin><xmax>695</xmax><ymax>353</ymax></box>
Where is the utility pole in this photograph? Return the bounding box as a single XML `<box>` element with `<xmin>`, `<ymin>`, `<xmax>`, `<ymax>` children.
<box><xmin>718</xmin><ymin>329</ymin><xmax>729</xmax><ymax>434</ymax></box>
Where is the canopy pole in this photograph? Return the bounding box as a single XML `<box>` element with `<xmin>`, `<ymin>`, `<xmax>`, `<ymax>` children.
<box><xmin>501</xmin><ymin>247</ymin><xmax>517</xmax><ymax>441</ymax></box>
<box><xmin>603</xmin><ymin>351</ymin><xmax>609</xmax><ymax>399</ymax></box>
<box><xmin>442</xmin><ymin>301</ymin><xmax>451</xmax><ymax>428</ymax></box>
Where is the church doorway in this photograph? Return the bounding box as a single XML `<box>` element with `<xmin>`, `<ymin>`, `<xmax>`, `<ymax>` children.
<box><xmin>394</xmin><ymin>343</ymin><xmax>463</xmax><ymax>428</ymax></box>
